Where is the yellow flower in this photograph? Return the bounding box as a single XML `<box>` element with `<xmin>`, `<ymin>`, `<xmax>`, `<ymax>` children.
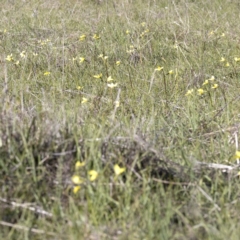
<box><xmin>126</xmin><ymin>49</ymin><xmax>134</xmax><ymax>54</ymax></box>
<box><xmin>79</xmin><ymin>57</ymin><xmax>85</xmax><ymax>63</ymax></box>
<box><xmin>173</xmin><ymin>44</ymin><xmax>179</xmax><ymax>49</ymax></box>
<box><xmin>144</xmin><ymin>29</ymin><xmax>150</xmax><ymax>33</ymax></box>
<box><xmin>44</xmin><ymin>71</ymin><xmax>51</xmax><ymax>76</ymax></box>
<box><xmin>234</xmin><ymin>57</ymin><xmax>240</xmax><ymax>62</ymax></box>
<box><xmin>79</xmin><ymin>34</ymin><xmax>86</xmax><ymax>41</ymax></box>
<box><xmin>88</xmin><ymin>170</ymin><xmax>98</xmax><ymax>181</ymax></box>
<box><xmin>81</xmin><ymin>97</ymin><xmax>88</xmax><ymax>104</ymax></box>
<box><xmin>220</xmin><ymin>57</ymin><xmax>225</xmax><ymax>62</ymax></box>
<box><xmin>155</xmin><ymin>66</ymin><xmax>164</xmax><ymax>71</ymax></box>
<box><xmin>76</xmin><ymin>86</ymin><xmax>83</xmax><ymax>90</ymax></box>
<box><xmin>202</xmin><ymin>80</ymin><xmax>209</xmax><ymax>86</ymax></box>
<box><xmin>126</xmin><ymin>30</ymin><xmax>130</xmax><ymax>34</ymax></box>
<box><xmin>107</xmin><ymin>83</ymin><xmax>118</xmax><ymax>88</ymax></box>
<box><xmin>6</xmin><ymin>54</ymin><xmax>13</xmax><ymax>62</ymax></box>
<box><xmin>33</xmin><ymin>52</ymin><xmax>38</xmax><ymax>56</ymax></box>
<box><xmin>209</xmin><ymin>76</ymin><xmax>215</xmax><ymax>81</ymax></box>
<box><xmin>168</xmin><ymin>70</ymin><xmax>174</xmax><ymax>75</ymax></box>
<box><xmin>141</xmin><ymin>22</ymin><xmax>146</xmax><ymax>27</ymax></box>
<box><xmin>107</xmin><ymin>76</ymin><xmax>114</xmax><ymax>82</ymax></box>
<box><xmin>93</xmin><ymin>34</ymin><xmax>100</xmax><ymax>40</ymax></box>
<box><xmin>71</xmin><ymin>175</ymin><xmax>83</xmax><ymax>185</ymax></box>
<box><xmin>221</xmin><ymin>33</ymin><xmax>225</xmax><ymax>37</ymax></box>
<box><xmin>114</xmin><ymin>164</ymin><xmax>126</xmax><ymax>176</ymax></box>
<box><xmin>234</xmin><ymin>151</ymin><xmax>240</xmax><ymax>159</ymax></box>
<box><xmin>197</xmin><ymin>88</ymin><xmax>204</xmax><ymax>95</ymax></box>
<box><xmin>116</xmin><ymin>61</ymin><xmax>121</xmax><ymax>66</ymax></box>
<box><xmin>39</xmin><ymin>39</ymin><xmax>50</xmax><ymax>46</ymax></box>
<box><xmin>226</xmin><ymin>62</ymin><xmax>230</xmax><ymax>67</ymax></box>
<box><xmin>93</xmin><ymin>73</ymin><xmax>102</xmax><ymax>79</ymax></box>
<box><xmin>75</xmin><ymin>161</ymin><xmax>85</xmax><ymax>170</ymax></box>
<box><xmin>185</xmin><ymin>89</ymin><xmax>194</xmax><ymax>96</ymax></box>
<box><xmin>212</xmin><ymin>84</ymin><xmax>218</xmax><ymax>89</ymax></box>
<box><xmin>20</xmin><ymin>51</ymin><xmax>26</xmax><ymax>59</ymax></box>
<box><xmin>98</xmin><ymin>54</ymin><xmax>108</xmax><ymax>60</ymax></box>
<box><xmin>115</xmin><ymin>101</ymin><xmax>120</xmax><ymax>108</ymax></box>
<box><xmin>15</xmin><ymin>60</ymin><xmax>20</xmax><ymax>65</ymax></box>
<box><xmin>73</xmin><ymin>186</ymin><xmax>81</xmax><ymax>194</ymax></box>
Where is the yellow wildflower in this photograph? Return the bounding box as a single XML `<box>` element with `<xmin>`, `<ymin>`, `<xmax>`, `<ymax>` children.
<box><xmin>226</xmin><ymin>62</ymin><xmax>230</xmax><ymax>67</ymax></box>
<box><xmin>173</xmin><ymin>44</ymin><xmax>179</xmax><ymax>49</ymax></box>
<box><xmin>75</xmin><ymin>161</ymin><xmax>85</xmax><ymax>170</ymax></box>
<box><xmin>155</xmin><ymin>66</ymin><xmax>164</xmax><ymax>71</ymax></box>
<box><xmin>93</xmin><ymin>34</ymin><xmax>100</xmax><ymax>40</ymax></box>
<box><xmin>116</xmin><ymin>61</ymin><xmax>121</xmax><ymax>66</ymax></box>
<box><xmin>107</xmin><ymin>76</ymin><xmax>114</xmax><ymax>82</ymax></box>
<box><xmin>107</xmin><ymin>83</ymin><xmax>118</xmax><ymax>88</ymax></box>
<box><xmin>220</xmin><ymin>57</ymin><xmax>225</xmax><ymax>62</ymax></box>
<box><xmin>88</xmin><ymin>170</ymin><xmax>98</xmax><ymax>181</ymax></box>
<box><xmin>212</xmin><ymin>84</ymin><xmax>218</xmax><ymax>89</ymax></box>
<box><xmin>39</xmin><ymin>39</ymin><xmax>50</xmax><ymax>46</ymax></box>
<box><xmin>221</xmin><ymin>33</ymin><xmax>225</xmax><ymax>37</ymax></box>
<box><xmin>71</xmin><ymin>175</ymin><xmax>83</xmax><ymax>185</ymax></box>
<box><xmin>197</xmin><ymin>88</ymin><xmax>204</xmax><ymax>95</ymax></box>
<box><xmin>20</xmin><ymin>51</ymin><xmax>26</xmax><ymax>59</ymax></box>
<box><xmin>126</xmin><ymin>48</ymin><xmax>134</xmax><ymax>54</ymax></box>
<box><xmin>168</xmin><ymin>70</ymin><xmax>174</xmax><ymax>75</ymax></box>
<box><xmin>93</xmin><ymin>73</ymin><xmax>102</xmax><ymax>79</ymax></box>
<box><xmin>209</xmin><ymin>76</ymin><xmax>215</xmax><ymax>81</ymax></box>
<box><xmin>185</xmin><ymin>89</ymin><xmax>194</xmax><ymax>96</ymax></box>
<box><xmin>79</xmin><ymin>34</ymin><xmax>86</xmax><ymax>41</ymax></box>
<box><xmin>234</xmin><ymin>57</ymin><xmax>240</xmax><ymax>62</ymax></box>
<box><xmin>126</xmin><ymin>30</ymin><xmax>130</xmax><ymax>34</ymax></box>
<box><xmin>81</xmin><ymin>97</ymin><xmax>88</xmax><ymax>104</ymax></box>
<box><xmin>115</xmin><ymin>101</ymin><xmax>120</xmax><ymax>108</ymax></box>
<box><xmin>114</xmin><ymin>164</ymin><xmax>126</xmax><ymax>176</ymax></box>
<box><xmin>202</xmin><ymin>80</ymin><xmax>209</xmax><ymax>86</ymax></box>
<box><xmin>76</xmin><ymin>86</ymin><xmax>83</xmax><ymax>90</ymax></box>
<box><xmin>234</xmin><ymin>151</ymin><xmax>240</xmax><ymax>159</ymax></box>
<box><xmin>141</xmin><ymin>22</ymin><xmax>146</xmax><ymax>27</ymax></box>
<box><xmin>44</xmin><ymin>71</ymin><xmax>51</xmax><ymax>76</ymax></box>
<box><xmin>79</xmin><ymin>57</ymin><xmax>85</xmax><ymax>63</ymax></box>
<box><xmin>6</xmin><ymin>54</ymin><xmax>13</xmax><ymax>62</ymax></box>
<box><xmin>98</xmin><ymin>54</ymin><xmax>108</xmax><ymax>60</ymax></box>
<box><xmin>73</xmin><ymin>186</ymin><xmax>81</xmax><ymax>194</ymax></box>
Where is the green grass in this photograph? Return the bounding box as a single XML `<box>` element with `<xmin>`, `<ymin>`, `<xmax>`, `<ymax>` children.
<box><xmin>1</xmin><ymin>0</ymin><xmax>240</xmax><ymax>239</ymax></box>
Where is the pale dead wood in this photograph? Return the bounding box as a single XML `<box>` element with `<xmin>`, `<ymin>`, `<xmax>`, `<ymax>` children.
<box><xmin>0</xmin><ymin>197</ymin><xmax>53</xmax><ymax>218</ymax></box>
<box><xmin>0</xmin><ymin>220</ymin><xmax>55</xmax><ymax>236</ymax></box>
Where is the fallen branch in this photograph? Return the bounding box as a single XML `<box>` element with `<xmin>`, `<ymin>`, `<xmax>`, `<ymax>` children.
<box><xmin>0</xmin><ymin>197</ymin><xmax>53</xmax><ymax>218</ymax></box>
<box><xmin>0</xmin><ymin>220</ymin><xmax>55</xmax><ymax>236</ymax></box>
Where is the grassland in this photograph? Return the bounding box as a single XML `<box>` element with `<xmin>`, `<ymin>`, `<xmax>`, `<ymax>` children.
<box><xmin>1</xmin><ymin>0</ymin><xmax>240</xmax><ymax>239</ymax></box>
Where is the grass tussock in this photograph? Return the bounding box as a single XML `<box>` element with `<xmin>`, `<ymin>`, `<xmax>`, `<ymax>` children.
<box><xmin>1</xmin><ymin>0</ymin><xmax>240</xmax><ymax>239</ymax></box>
